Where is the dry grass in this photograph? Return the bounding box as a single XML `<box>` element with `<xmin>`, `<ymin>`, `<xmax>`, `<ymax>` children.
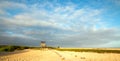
<box><xmin>56</xmin><ymin>48</ymin><xmax>120</xmax><ymax>53</ymax></box>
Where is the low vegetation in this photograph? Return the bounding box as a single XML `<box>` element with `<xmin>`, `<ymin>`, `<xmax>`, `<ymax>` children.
<box><xmin>0</xmin><ymin>45</ymin><xmax>56</xmax><ymax>52</ymax></box>
<box><xmin>1</xmin><ymin>45</ymin><xmax>120</xmax><ymax>53</ymax></box>
<box><xmin>0</xmin><ymin>45</ymin><xmax>29</xmax><ymax>52</ymax></box>
<box><xmin>56</xmin><ymin>48</ymin><xmax>120</xmax><ymax>53</ymax></box>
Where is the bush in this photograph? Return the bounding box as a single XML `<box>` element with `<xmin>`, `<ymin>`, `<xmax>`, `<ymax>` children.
<box><xmin>0</xmin><ymin>45</ymin><xmax>29</xmax><ymax>52</ymax></box>
<box><xmin>0</xmin><ymin>46</ymin><xmax>14</xmax><ymax>52</ymax></box>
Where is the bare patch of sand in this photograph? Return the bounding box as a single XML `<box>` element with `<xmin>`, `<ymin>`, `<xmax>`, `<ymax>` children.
<box><xmin>0</xmin><ymin>49</ymin><xmax>120</xmax><ymax>61</ymax></box>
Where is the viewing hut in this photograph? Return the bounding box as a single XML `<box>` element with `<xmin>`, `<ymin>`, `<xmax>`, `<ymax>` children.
<box><xmin>40</xmin><ymin>41</ymin><xmax>46</xmax><ymax>48</ymax></box>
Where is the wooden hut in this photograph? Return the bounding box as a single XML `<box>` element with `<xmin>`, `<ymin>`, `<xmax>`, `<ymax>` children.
<box><xmin>40</xmin><ymin>41</ymin><xmax>46</xmax><ymax>48</ymax></box>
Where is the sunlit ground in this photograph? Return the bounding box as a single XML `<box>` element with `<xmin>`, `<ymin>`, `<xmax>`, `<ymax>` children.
<box><xmin>0</xmin><ymin>48</ymin><xmax>120</xmax><ymax>61</ymax></box>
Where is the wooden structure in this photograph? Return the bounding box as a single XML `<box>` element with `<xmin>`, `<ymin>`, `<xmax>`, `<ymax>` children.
<box><xmin>40</xmin><ymin>41</ymin><xmax>46</xmax><ymax>48</ymax></box>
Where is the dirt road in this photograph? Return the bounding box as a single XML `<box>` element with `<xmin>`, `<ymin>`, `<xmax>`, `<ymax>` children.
<box><xmin>0</xmin><ymin>49</ymin><xmax>120</xmax><ymax>61</ymax></box>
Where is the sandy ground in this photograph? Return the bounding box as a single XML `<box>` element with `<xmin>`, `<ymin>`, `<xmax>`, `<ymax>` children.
<box><xmin>0</xmin><ymin>49</ymin><xmax>120</xmax><ymax>61</ymax></box>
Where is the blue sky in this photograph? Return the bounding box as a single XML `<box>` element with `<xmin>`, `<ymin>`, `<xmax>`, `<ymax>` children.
<box><xmin>0</xmin><ymin>0</ymin><xmax>120</xmax><ymax>47</ymax></box>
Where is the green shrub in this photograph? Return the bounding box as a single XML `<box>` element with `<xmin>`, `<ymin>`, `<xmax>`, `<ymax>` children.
<box><xmin>0</xmin><ymin>46</ymin><xmax>14</xmax><ymax>52</ymax></box>
<box><xmin>0</xmin><ymin>45</ymin><xmax>29</xmax><ymax>52</ymax></box>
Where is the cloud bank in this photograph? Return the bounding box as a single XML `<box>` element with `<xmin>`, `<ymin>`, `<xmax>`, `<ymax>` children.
<box><xmin>0</xmin><ymin>0</ymin><xmax>120</xmax><ymax>47</ymax></box>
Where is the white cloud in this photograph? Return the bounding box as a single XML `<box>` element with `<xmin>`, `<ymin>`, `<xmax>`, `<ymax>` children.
<box><xmin>0</xmin><ymin>1</ymin><xmax>120</xmax><ymax>47</ymax></box>
<box><xmin>0</xmin><ymin>1</ymin><xmax>104</xmax><ymax>31</ymax></box>
<box><xmin>0</xmin><ymin>9</ymin><xmax>5</xmax><ymax>15</ymax></box>
<box><xmin>0</xmin><ymin>1</ymin><xmax>27</xmax><ymax>9</ymax></box>
<box><xmin>99</xmin><ymin>41</ymin><xmax>120</xmax><ymax>47</ymax></box>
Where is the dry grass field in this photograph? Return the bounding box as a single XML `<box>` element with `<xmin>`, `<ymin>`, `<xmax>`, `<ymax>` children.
<box><xmin>0</xmin><ymin>49</ymin><xmax>120</xmax><ymax>61</ymax></box>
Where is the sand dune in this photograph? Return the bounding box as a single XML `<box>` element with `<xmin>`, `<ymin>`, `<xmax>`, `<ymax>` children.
<box><xmin>0</xmin><ymin>49</ymin><xmax>120</xmax><ymax>61</ymax></box>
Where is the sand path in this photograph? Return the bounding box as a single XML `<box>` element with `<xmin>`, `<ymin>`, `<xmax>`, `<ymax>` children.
<box><xmin>0</xmin><ymin>49</ymin><xmax>120</xmax><ymax>61</ymax></box>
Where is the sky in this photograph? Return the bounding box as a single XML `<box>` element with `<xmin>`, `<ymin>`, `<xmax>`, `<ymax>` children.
<box><xmin>0</xmin><ymin>0</ymin><xmax>120</xmax><ymax>47</ymax></box>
